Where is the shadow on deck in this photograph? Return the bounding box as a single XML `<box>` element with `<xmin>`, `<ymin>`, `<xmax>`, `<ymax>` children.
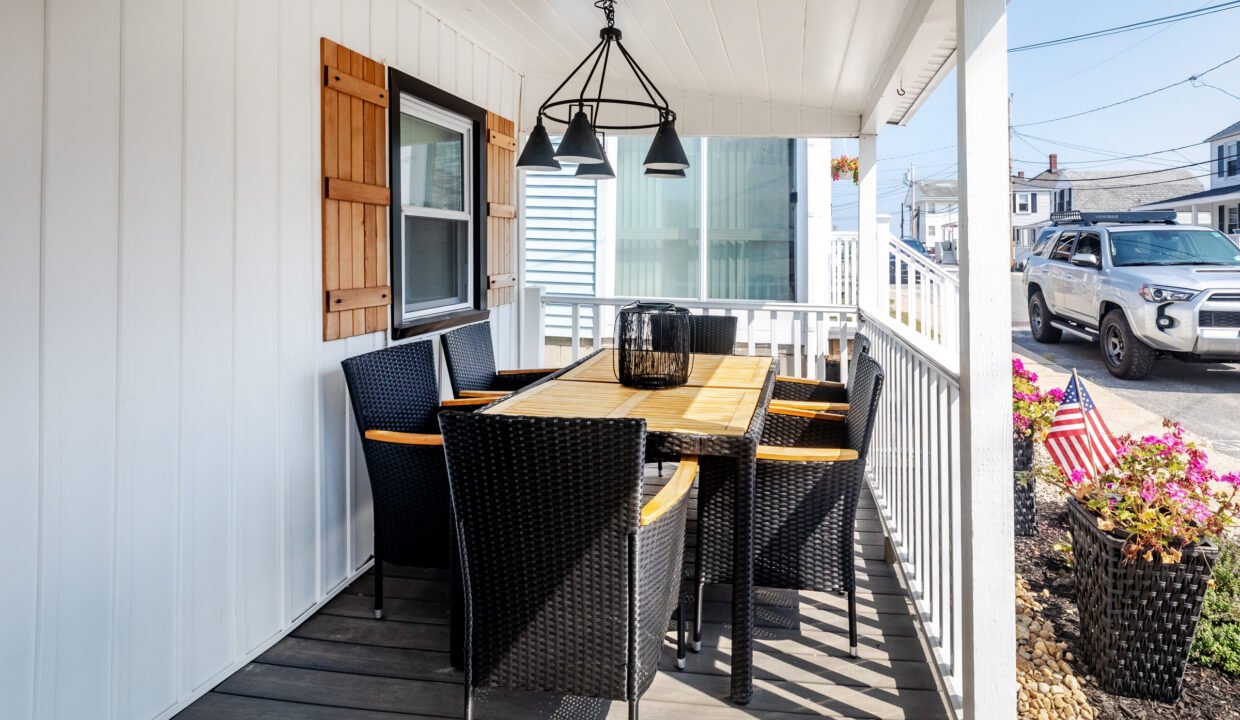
<box><xmin>177</xmin><ymin>469</ymin><xmax>950</xmax><ymax>719</ymax></box>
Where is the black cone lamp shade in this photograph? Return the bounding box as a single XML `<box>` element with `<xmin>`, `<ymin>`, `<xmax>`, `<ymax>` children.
<box><xmin>644</xmin><ymin>167</ymin><xmax>686</xmax><ymax>179</ymax></box>
<box><xmin>643</xmin><ymin>120</ymin><xmax>690</xmax><ymax>170</ymax></box>
<box><xmin>515</xmin><ymin>118</ymin><xmax>561</xmax><ymax>172</ymax></box>
<box><xmin>554</xmin><ymin>110</ymin><xmax>605</xmax><ymax>164</ymax></box>
<box><xmin>575</xmin><ymin>138</ymin><xmax>615</xmax><ymax>180</ymax></box>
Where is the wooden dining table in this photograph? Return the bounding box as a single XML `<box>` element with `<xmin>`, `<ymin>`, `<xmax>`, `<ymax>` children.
<box><xmin>483</xmin><ymin>348</ymin><xmax>776</xmax><ymax>705</ymax></box>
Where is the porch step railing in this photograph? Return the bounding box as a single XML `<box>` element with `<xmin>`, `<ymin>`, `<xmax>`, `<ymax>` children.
<box><xmin>885</xmin><ymin>238</ymin><xmax>959</xmax><ymax>363</ymax></box>
<box><xmin>528</xmin><ymin>290</ymin><xmax>859</xmax><ymax>380</ymax></box>
<box><xmin>862</xmin><ymin>310</ymin><xmax>964</xmax><ymax>714</ymax></box>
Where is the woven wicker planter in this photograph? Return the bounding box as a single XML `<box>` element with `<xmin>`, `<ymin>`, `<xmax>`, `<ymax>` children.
<box><xmin>1013</xmin><ymin>437</ymin><xmax>1036</xmax><ymax>536</ymax></box>
<box><xmin>1067</xmin><ymin>498</ymin><xmax>1217</xmax><ymax>701</ymax></box>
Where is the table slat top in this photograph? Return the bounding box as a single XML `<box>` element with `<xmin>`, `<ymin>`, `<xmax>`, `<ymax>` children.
<box><xmin>483</xmin><ymin>379</ymin><xmax>761</xmax><ymax>437</ymax></box>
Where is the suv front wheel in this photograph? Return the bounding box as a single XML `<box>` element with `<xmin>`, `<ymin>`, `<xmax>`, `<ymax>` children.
<box><xmin>1100</xmin><ymin>310</ymin><xmax>1156</xmax><ymax>380</ymax></box>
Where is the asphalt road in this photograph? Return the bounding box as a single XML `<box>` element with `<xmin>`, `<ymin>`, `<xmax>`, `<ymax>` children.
<box><xmin>1009</xmin><ymin>273</ymin><xmax>1240</xmax><ymax>457</ymax></box>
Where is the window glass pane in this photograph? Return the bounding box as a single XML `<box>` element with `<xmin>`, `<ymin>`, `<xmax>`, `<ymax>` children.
<box><xmin>1050</xmin><ymin>233</ymin><xmax>1075</xmax><ymax>261</ymax></box>
<box><xmin>706</xmin><ymin>138</ymin><xmax>794</xmax><ymax>301</ymax></box>
<box><xmin>615</xmin><ymin>136</ymin><xmax>701</xmax><ymax>298</ymax></box>
<box><xmin>400</xmin><ymin>113</ymin><xmax>464</xmax><ymax>211</ymax></box>
<box><xmin>403</xmin><ymin>215</ymin><xmax>468</xmax><ymax>313</ymax></box>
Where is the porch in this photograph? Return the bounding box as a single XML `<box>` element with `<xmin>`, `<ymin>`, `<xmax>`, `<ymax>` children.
<box><xmin>178</xmin><ymin>468</ymin><xmax>950</xmax><ymax>720</ymax></box>
<box><xmin>3</xmin><ymin>0</ymin><xmax>1017</xmax><ymax>718</ymax></box>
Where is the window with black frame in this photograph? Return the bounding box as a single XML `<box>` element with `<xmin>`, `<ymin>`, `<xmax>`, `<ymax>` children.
<box><xmin>388</xmin><ymin>69</ymin><xmax>487</xmax><ymax>337</ymax></box>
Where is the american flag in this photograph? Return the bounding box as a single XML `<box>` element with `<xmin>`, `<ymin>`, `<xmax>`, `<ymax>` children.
<box><xmin>1044</xmin><ymin>372</ymin><xmax>1119</xmax><ymax>479</ymax></box>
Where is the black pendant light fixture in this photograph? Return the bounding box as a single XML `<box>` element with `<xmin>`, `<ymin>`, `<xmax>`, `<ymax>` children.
<box><xmin>517</xmin><ymin>0</ymin><xmax>688</xmax><ymax>178</ymax></box>
<box><xmin>515</xmin><ymin>117</ymin><xmax>561</xmax><ymax>171</ymax></box>
<box><xmin>575</xmin><ymin>136</ymin><xmax>616</xmax><ymax>180</ymax></box>
<box><xmin>644</xmin><ymin>167</ymin><xmax>686</xmax><ymax>179</ymax></box>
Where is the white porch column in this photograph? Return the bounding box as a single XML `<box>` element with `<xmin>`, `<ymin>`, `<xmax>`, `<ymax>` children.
<box><xmin>1191</xmin><ymin>204</ymin><xmax>1199</xmax><ymax>224</ymax></box>
<box><xmin>956</xmin><ymin>0</ymin><xmax>1016</xmax><ymax>717</ymax></box>
<box><xmin>806</xmin><ymin>138</ymin><xmax>833</xmax><ymax>305</ymax></box>
<box><xmin>857</xmin><ymin>134</ymin><xmax>880</xmax><ymax>313</ymax></box>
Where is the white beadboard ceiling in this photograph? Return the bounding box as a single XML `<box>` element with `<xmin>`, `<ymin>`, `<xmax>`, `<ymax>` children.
<box><xmin>412</xmin><ymin>0</ymin><xmax>957</xmax><ymax>137</ymax></box>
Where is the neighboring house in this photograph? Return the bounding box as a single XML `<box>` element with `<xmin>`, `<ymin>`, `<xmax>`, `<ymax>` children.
<box><xmin>1029</xmin><ymin>153</ymin><xmax>1204</xmax><ymax>222</ymax></box>
<box><xmin>903</xmin><ymin>179</ymin><xmax>958</xmax><ymax>251</ymax></box>
<box><xmin>1010</xmin><ymin>172</ymin><xmax>1053</xmax><ymax>248</ymax></box>
<box><xmin>1135</xmin><ymin>121</ymin><xmax>1240</xmax><ymax>232</ymax></box>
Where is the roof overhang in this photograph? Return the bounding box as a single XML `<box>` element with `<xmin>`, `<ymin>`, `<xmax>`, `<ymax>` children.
<box><xmin>413</xmin><ymin>0</ymin><xmax>957</xmax><ymax>137</ymax></box>
<box><xmin>1134</xmin><ymin>186</ymin><xmax>1240</xmax><ymax>211</ymax></box>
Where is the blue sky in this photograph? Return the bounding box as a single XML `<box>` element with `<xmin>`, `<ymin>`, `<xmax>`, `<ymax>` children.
<box><xmin>831</xmin><ymin>0</ymin><xmax>1240</xmax><ymax>232</ymax></box>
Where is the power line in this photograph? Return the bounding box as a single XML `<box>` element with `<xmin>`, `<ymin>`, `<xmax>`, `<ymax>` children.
<box><xmin>1013</xmin><ymin>51</ymin><xmax>1240</xmax><ymax>128</ymax></box>
<box><xmin>1013</xmin><ymin>132</ymin><xmax>1203</xmax><ymax>162</ymax></box>
<box><xmin>1009</xmin><ymin>0</ymin><xmax>1240</xmax><ymax>53</ymax></box>
<box><xmin>1012</xmin><ymin>0</ymin><xmax>1209</xmax><ymax>94</ymax></box>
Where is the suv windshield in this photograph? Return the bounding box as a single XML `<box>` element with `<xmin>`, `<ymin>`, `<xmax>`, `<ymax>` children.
<box><xmin>903</xmin><ymin>238</ymin><xmax>927</xmax><ymax>254</ymax></box>
<box><xmin>1109</xmin><ymin>229</ymin><xmax>1240</xmax><ymax>267</ymax></box>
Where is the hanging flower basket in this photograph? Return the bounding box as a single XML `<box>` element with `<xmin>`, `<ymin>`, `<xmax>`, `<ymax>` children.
<box><xmin>1067</xmin><ymin>498</ymin><xmax>1216</xmax><ymax>701</ymax></box>
<box><xmin>831</xmin><ymin>155</ymin><xmax>858</xmax><ymax>184</ymax></box>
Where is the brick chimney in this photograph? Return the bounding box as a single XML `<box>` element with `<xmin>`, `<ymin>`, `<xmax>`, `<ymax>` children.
<box><xmin>1017</xmin><ymin>170</ymin><xmax>1025</xmax><ymax>178</ymax></box>
<box><xmin>1048</xmin><ymin>153</ymin><xmax>1058</xmax><ymax>173</ymax></box>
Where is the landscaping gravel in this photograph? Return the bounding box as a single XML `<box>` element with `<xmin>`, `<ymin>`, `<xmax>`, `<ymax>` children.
<box><xmin>1015</xmin><ymin>477</ymin><xmax>1240</xmax><ymax>720</ymax></box>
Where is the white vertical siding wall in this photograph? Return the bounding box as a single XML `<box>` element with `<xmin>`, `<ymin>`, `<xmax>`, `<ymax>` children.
<box><xmin>0</xmin><ymin>1</ymin><xmax>522</xmax><ymax>718</ymax></box>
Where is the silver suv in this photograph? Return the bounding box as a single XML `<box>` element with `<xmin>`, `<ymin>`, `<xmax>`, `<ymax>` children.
<box><xmin>1023</xmin><ymin>211</ymin><xmax>1240</xmax><ymax>379</ymax></box>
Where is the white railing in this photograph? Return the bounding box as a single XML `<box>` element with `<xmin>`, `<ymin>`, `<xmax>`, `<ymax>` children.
<box><xmin>827</xmin><ymin>232</ymin><xmax>860</xmax><ymax>307</ymax></box>
<box><xmin>531</xmin><ymin>290</ymin><xmax>859</xmax><ymax>380</ymax></box>
<box><xmin>885</xmin><ymin>239</ymin><xmax>959</xmax><ymax>360</ymax></box>
<box><xmin>862</xmin><ymin>311</ymin><xmax>964</xmax><ymax>714</ymax></box>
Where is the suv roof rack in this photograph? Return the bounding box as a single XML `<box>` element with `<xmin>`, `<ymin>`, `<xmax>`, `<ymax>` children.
<box><xmin>1050</xmin><ymin>210</ymin><xmax>1177</xmax><ymax>226</ymax></box>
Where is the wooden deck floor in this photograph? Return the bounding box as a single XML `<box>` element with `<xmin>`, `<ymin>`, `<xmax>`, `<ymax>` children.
<box><xmin>177</xmin><ymin>468</ymin><xmax>950</xmax><ymax>720</ymax></box>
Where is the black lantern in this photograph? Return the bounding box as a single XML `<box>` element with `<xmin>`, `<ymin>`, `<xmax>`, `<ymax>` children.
<box><xmin>517</xmin><ymin>0</ymin><xmax>688</xmax><ymax>179</ymax></box>
<box><xmin>613</xmin><ymin>302</ymin><xmax>692</xmax><ymax>389</ymax></box>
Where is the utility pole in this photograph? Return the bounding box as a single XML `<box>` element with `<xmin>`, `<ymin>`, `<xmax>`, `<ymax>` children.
<box><xmin>901</xmin><ymin>163</ymin><xmax>917</xmax><ymax>241</ymax></box>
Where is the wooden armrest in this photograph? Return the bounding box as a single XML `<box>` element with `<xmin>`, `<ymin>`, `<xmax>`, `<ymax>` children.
<box><xmin>756</xmin><ymin>446</ymin><xmax>858</xmax><ymax>462</ymax></box>
<box><xmin>460</xmin><ymin>390</ymin><xmax>509</xmax><ymax>398</ymax></box>
<box><xmin>770</xmin><ymin>399</ymin><xmax>849</xmax><ymax>412</ymax></box>
<box><xmin>364</xmin><ymin>430</ymin><xmax>443</xmax><ymax>446</ymax></box>
<box><xmin>641</xmin><ymin>455</ymin><xmax>699</xmax><ymax>527</ymax></box>
<box><xmin>496</xmin><ymin>367</ymin><xmax>560</xmax><ymax>376</ymax></box>
<box><xmin>441</xmin><ymin>397</ymin><xmax>495</xmax><ymax>407</ymax></box>
<box><xmin>776</xmin><ymin>375</ymin><xmax>845</xmax><ymax>389</ymax></box>
<box><xmin>768</xmin><ymin>405</ymin><xmax>846</xmax><ymax>421</ymax></box>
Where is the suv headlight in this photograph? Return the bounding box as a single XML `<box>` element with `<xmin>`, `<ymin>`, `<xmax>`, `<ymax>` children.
<box><xmin>1139</xmin><ymin>285</ymin><xmax>1198</xmax><ymax>303</ymax></box>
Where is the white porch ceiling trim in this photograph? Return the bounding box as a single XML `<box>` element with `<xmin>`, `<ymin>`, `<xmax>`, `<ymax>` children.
<box><xmin>861</xmin><ymin>0</ymin><xmax>957</xmax><ymax>131</ymax></box>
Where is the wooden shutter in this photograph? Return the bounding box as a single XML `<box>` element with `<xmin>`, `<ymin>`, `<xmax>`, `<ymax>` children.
<box><xmin>321</xmin><ymin>38</ymin><xmax>391</xmax><ymax>341</ymax></box>
<box><xmin>486</xmin><ymin>113</ymin><xmax>517</xmax><ymax>307</ymax></box>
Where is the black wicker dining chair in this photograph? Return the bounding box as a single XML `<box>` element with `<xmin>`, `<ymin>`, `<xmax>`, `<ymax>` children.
<box><xmin>440</xmin><ymin>320</ymin><xmax>558</xmax><ymax>399</ymax></box>
<box><xmin>439</xmin><ymin>412</ymin><xmax>696</xmax><ymax>720</ymax></box>
<box><xmin>770</xmin><ymin>330</ymin><xmax>871</xmax><ymax>410</ymax></box>
<box><xmin>340</xmin><ymin>341</ymin><xmax>492</xmax><ymax>622</ymax></box>
<box><xmin>693</xmin><ymin>352</ymin><xmax>885</xmax><ymax>658</ymax></box>
<box><xmin>689</xmin><ymin>314</ymin><xmax>738</xmax><ymax>355</ymax></box>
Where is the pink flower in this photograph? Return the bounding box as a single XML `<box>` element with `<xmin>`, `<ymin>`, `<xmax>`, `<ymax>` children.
<box><xmin>1068</xmin><ymin>468</ymin><xmax>1087</xmax><ymax>486</ymax></box>
<box><xmin>1167</xmin><ymin>483</ymin><xmax>1187</xmax><ymax>503</ymax></box>
<box><xmin>1140</xmin><ymin>480</ymin><xmax>1158</xmax><ymax>503</ymax></box>
<box><xmin>1048</xmin><ymin>388</ymin><xmax>1065</xmax><ymax>402</ymax></box>
<box><xmin>1221</xmin><ymin>472</ymin><xmax>1240</xmax><ymax>488</ymax></box>
<box><xmin>1188</xmin><ymin>500</ymin><xmax>1212</xmax><ymax>525</ymax></box>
